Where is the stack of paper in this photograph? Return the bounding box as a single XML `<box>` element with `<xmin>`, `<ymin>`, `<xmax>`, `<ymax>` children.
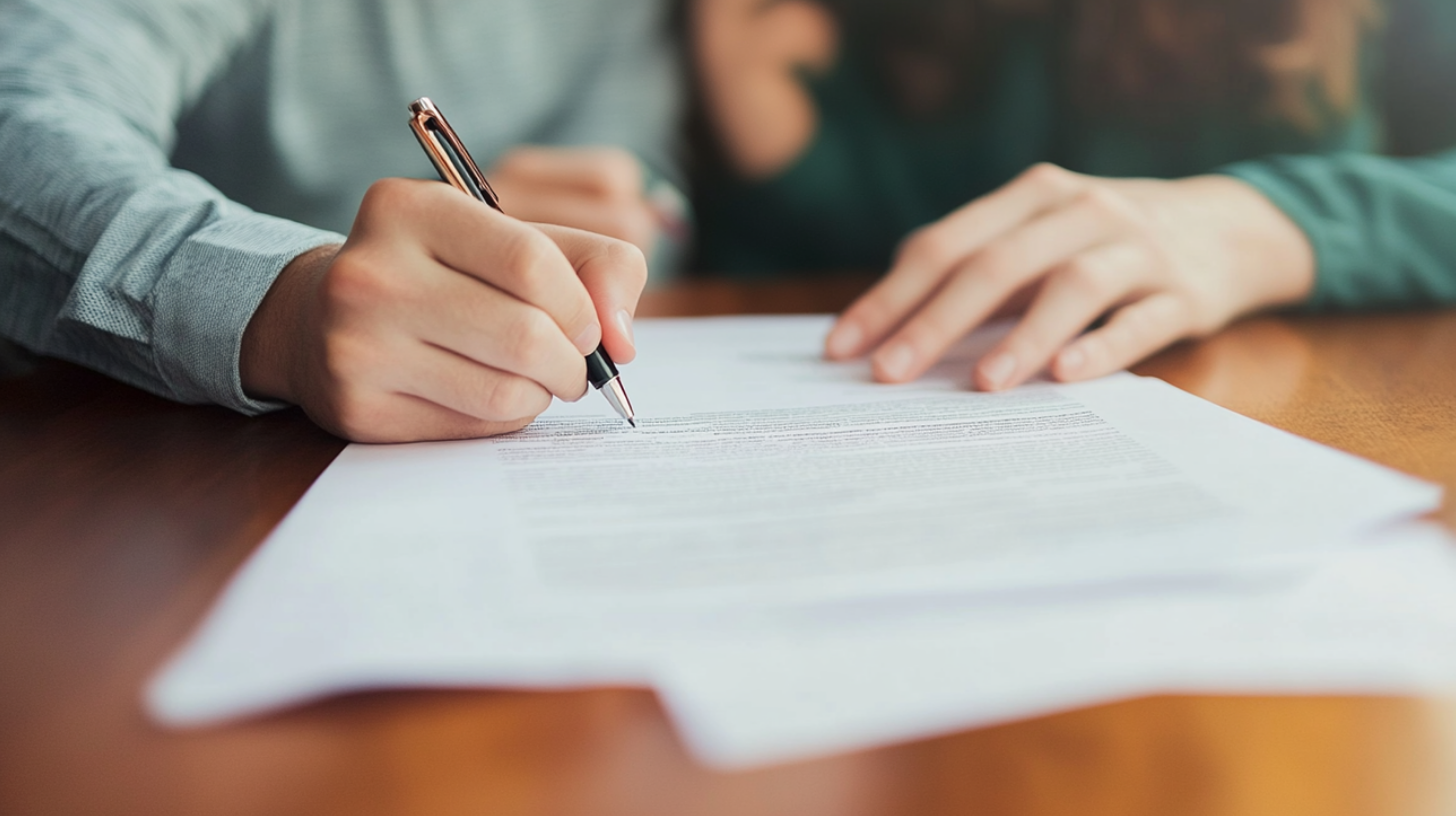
<box><xmin>147</xmin><ymin>317</ymin><xmax>1456</xmax><ymax>767</ymax></box>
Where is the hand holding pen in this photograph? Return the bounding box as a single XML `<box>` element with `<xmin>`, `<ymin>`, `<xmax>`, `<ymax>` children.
<box><xmin>238</xmin><ymin>105</ymin><xmax>646</xmax><ymax>443</ymax></box>
<box><xmin>409</xmin><ymin>98</ymin><xmax>638</xmax><ymax>426</ymax></box>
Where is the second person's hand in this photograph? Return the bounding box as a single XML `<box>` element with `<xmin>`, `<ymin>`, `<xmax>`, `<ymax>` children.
<box><xmin>240</xmin><ymin>178</ymin><xmax>646</xmax><ymax>443</ymax></box>
<box><xmin>824</xmin><ymin>164</ymin><xmax>1317</xmax><ymax>390</ymax></box>
<box><xmin>488</xmin><ymin>146</ymin><xmax>678</xmax><ymax>259</ymax></box>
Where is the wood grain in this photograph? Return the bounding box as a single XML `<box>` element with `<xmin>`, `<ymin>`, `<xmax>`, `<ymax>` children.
<box><xmin>2</xmin><ymin>280</ymin><xmax>1453</xmax><ymax>816</ymax></box>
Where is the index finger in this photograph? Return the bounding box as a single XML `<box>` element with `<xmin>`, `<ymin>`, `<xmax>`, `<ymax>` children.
<box><xmin>826</xmin><ymin>163</ymin><xmax>1087</xmax><ymax>360</ymax></box>
<box><xmin>401</xmin><ymin>183</ymin><xmax>606</xmax><ymax>357</ymax></box>
<box><xmin>537</xmin><ymin>224</ymin><xmax>649</xmax><ymax>364</ymax></box>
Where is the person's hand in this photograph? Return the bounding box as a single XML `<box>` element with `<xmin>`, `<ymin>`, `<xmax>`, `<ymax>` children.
<box><xmin>694</xmin><ymin>0</ymin><xmax>838</xmax><ymax>179</ymax></box>
<box><xmin>487</xmin><ymin>146</ymin><xmax>678</xmax><ymax>259</ymax></box>
<box><xmin>824</xmin><ymin>165</ymin><xmax>1317</xmax><ymax>390</ymax></box>
<box><xmin>240</xmin><ymin>178</ymin><xmax>647</xmax><ymax>443</ymax></box>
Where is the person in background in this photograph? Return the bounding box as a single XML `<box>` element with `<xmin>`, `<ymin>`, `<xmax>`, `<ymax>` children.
<box><xmin>0</xmin><ymin>0</ymin><xmax>681</xmax><ymax>443</ymax></box>
<box><xmin>693</xmin><ymin>0</ymin><xmax>1456</xmax><ymax>391</ymax></box>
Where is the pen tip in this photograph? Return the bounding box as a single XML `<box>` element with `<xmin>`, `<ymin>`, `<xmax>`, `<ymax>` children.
<box><xmin>628</xmin><ymin>418</ymin><xmax>638</xmax><ymax>429</ymax></box>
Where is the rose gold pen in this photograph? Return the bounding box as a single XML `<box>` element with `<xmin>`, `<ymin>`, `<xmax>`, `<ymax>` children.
<box><xmin>408</xmin><ymin>97</ymin><xmax>636</xmax><ymax>427</ymax></box>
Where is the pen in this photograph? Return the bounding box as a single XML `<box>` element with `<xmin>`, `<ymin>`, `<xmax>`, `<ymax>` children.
<box><xmin>408</xmin><ymin>97</ymin><xmax>637</xmax><ymax>427</ymax></box>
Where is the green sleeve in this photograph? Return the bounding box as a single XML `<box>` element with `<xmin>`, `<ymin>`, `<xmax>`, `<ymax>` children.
<box><xmin>1217</xmin><ymin>0</ymin><xmax>1456</xmax><ymax>311</ymax></box>
<box><xmin>1222</xmin><ymin>151</ymin><xmax>1456</xmax><ymax>310</ymax></box>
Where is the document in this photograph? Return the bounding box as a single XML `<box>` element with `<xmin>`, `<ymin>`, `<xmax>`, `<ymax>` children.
<box><xmin>656</xmin><ymin>524</ymin><xmax>1456</xmax><ymax>767</ymax></box>
<box><xmin>414</xmin><ymin>317</ymin><xmax>1432</xmax><ymax>607</ymax></box>
<box><xmin>500</xmin><ymin>391</ymin><xmax>1228</xmax><ymax>596</ymax></box>
<box><xmin>147</xmin><ymin>316</ymin><xmax>1450</xmax><ymax>764</ymax></box>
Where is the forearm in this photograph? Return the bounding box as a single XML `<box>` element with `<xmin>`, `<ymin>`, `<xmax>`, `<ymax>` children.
<box><xmin>1221</xmin><ymin>149</ymin><xmax>1456</xmax><ymax>310</ymax></box>
<box><xmin>0</xmin><ymin>0</ymin><xmax>341</xmax><ymax>413</ymax></box>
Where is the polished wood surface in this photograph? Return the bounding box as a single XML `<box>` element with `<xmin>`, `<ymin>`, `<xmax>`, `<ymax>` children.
<box><xmin>3</xmin><ymin>277</ymin><xmax>1455</xmax><ymax>816</ymax></box>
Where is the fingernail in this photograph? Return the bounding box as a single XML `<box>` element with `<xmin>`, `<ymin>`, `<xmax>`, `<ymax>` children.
<box><xmin>980</xmin><ymin>353</ymin><xmax>1017</xmax><ymax>390</ymax></box>
<box><xmin>614</xmin><ymin>309</ymin><xmax>635</xmax><ymax>350</ymax></box>
<box><xmin>574</xmin><ymin>323</ymin><xmax>603</xmax><ymax>355</ymax></box>
<box><xmin>826</xmin><ymin>323</ymin><xmax>862</xmax><ymax>358</ymax></box>
<box><xmin>1059</xmin><ymin>346</ymin><xmax>1086</xmax><ymax>374</ymax></box>
<box><xmin>876</xmin><ymin>344</ymin><xmax>915</xmax><ymax>381</ymax></box>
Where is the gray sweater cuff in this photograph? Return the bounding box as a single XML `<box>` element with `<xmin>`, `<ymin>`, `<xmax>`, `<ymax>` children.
<box><xmin>150</xmin><ymin>213</ymin><xmax>343</xmax><ymax>416</ymax></box>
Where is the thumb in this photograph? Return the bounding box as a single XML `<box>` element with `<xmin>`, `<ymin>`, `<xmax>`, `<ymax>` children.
<box><xmin>534</xmin><ymin>224</ymin><xmax>648</xmax><ymax>364</ymax></box>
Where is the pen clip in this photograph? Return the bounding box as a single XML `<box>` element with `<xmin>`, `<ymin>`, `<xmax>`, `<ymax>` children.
<box><xmin>408</xmin><ymin>97</ymin><xmax>501</xmax><ymax>209</ymax></box>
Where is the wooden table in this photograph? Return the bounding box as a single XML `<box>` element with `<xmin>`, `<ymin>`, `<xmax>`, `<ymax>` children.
<box><xmin>3</xmin><ymin>276</ymin><xmax>1455</xmax><ymax>816</ymax></box>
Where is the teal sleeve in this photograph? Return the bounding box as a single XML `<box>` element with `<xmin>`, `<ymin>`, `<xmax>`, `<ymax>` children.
<box><xmin>1222</xmin><ymin>150</ymin><xmax>1456</xmax><ymax>311</ymax></box>
<box><xmin>1232</xmin><ymin>0</ymin><xmax>1456</xmax><ymax>311</ymax></box>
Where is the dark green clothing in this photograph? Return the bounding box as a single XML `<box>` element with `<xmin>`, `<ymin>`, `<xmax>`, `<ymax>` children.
<box><xmin>696</xmin><ymin>0</ymin><xmax>1456</xmax><ymax>310</ymax></box>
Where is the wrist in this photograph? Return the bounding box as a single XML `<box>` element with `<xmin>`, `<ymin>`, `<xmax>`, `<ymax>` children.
<box><xmin>1199</xmin><ymin>175</ymin><xmax>1317</xmax><ymax>311</ymax></box>
<box><xmin>240</xmin><ymin>244</ymin><xmax>339</xmax><ymax>405</ymax></box>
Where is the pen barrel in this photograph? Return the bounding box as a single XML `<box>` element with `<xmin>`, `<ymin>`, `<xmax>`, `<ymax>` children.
<box><xmin>585</xmin><ymin>345</ymin><xmax>619</xmax><ymax>389</ymax></box>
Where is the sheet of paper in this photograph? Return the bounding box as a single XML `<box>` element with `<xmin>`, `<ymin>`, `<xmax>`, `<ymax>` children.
<box><xmin>320</xmin><ymin>316</ymin><xmax>1435</xmax><ymax>610</ymax></box>
<box><xmin>147</xmin><ymin>316</ymin><xmax>1446</xmax><ymax>753</ymax></box>
<box><xmin>656</xmin><ymin>524</ymin><xmax>1456</xmax><ymax>768</ymax></box>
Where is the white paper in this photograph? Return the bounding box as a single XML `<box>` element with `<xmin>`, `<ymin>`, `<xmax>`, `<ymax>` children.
<box><xmin>657</xmin><ymin>525</ymin><xmax>1456</xmax><ymax>768</ymax></box>
<box><xmin>398</xmin><ymin>317</ymin><xmax>1435</xmax><ymax>608</ymax></box>
<box><xmin>147</xmin><ymin>316</ymin><xmax>1451</xmax><ymax>765</ymax></box>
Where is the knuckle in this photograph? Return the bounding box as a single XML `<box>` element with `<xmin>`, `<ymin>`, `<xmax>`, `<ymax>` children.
<box><xmin>481</xmin><ymin>376</ymin><xmax>545</xmax><ymax>421</ymax></box>
<box><xmin>504</xmin><ymin>309</ymin><xmax>558</xmax><ymax>371</ymax></box>
<box><xmin>1118</xmin><ymin>305</ymin><xmax>1165</xmax><ymax>347</ymax></box>
<box><xmin>1078</xmin><ymin>335</ymin><xmax>1109</xmax><ymax>369</ymax></box>
<box><xmin>1079</xmin><ymin>187</ymin><xmax>1138</xmax><ymax>223</ymax></box>
<box><xmin>360</xmin><ymin>178</ymin><xmax>403</xmax><ymax>209</ymax></box>
<box><xmin>599</xmin><ymin>235</ymin><xmax>649</xmax><ymax>284</ymax></box>
<box><xmin>972</xmin><ymin>244</ymin><xmax>1023</xmax><ymax>287</ymax></box>
<box><xmin>1058</xmin><ymin>256</ymin><xmax>1111</xmax><ymax>299</ymax></box>
<box><xmin>1078</xmin><ymin>186</ymin><xmax>1119</xmax><ymax>213</ymax></box>
<box><xmin>1119</xmin><ymin>306</ymin><xmax>1152</xmax><ymax>339</ymax></box>
<box><xmin>361</xmin><ymin>177</ymin><xmax>422</xmax><ymax>215</ymax></box>
<box><xmin>1023</xmin><ymin>163</ymin><xmax>1077</xmax><ymax>196</ymax></box>
<box><xmin>480</xmin><ymin>377</ymin><xmax>519</xmax><ymax>420</ymax></box>
<box><xmin>499</xmin><ymin>227</ymin><xmax>558</xmax><ymax>285</ymax></box>
<box><xmin>899</xmin><ymin>227</ymin><xmax>955</xmax><ymax>270</ymax></box>
<box><xmin>525</xmin><ymin>383</ymin><xmax>554</xmax><ymax>415</ymax></box>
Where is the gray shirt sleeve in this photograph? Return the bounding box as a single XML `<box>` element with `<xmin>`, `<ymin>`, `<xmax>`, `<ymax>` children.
<box><xmin>0</xmin><ymin>0</ymin><xmax>344</xmax><ymax>414</ymax></box>
<box><xmin>540</xmin><ymin>0</ymin><xmax>684</xmax><ymax>184</ymax></box>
